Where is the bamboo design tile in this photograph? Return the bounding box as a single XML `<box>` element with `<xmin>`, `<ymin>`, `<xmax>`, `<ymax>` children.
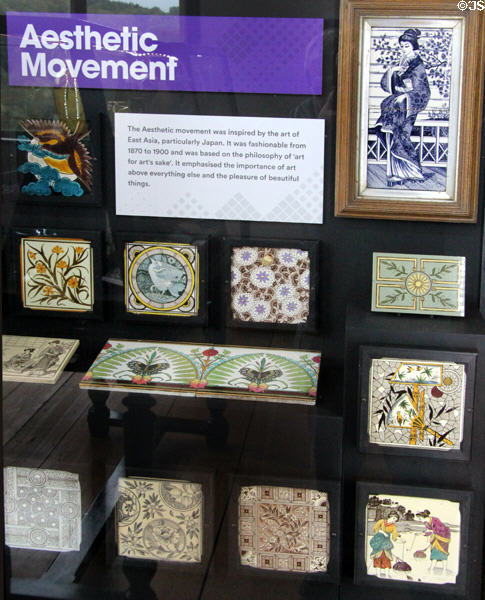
<box><xmin>368</xmin><ymin>358</ymin><xmax>466</xmax><ymax>451</ymax></box>
<box><xmin>80</xmin><ymin>339</ymin><xmax>321</xmax><ymax>405</ymax></box>
<box><xmin>21</xmin><ymin>237</ymin><xmax>94</xmax><ymax>312</ymax></box>
<box><xmin>231</xmin><ymin>246</ymin><xmax>310</xmax><ymax>324</ymax></box>
<box><xmin>239</xmin><ymin>485</ymin><xmax>330</xmax><ymax>573</ymax></box>
<box><xmin>365</xmin><ymin>493</ymin><xmax>460</xmax><ymax>585</ymax></box>
<box><xmin>2</xmin><ymin>335</ymin><xmax>79</xmax><ymax>384</ymax></box>
<box><xmin>117</xmin><ymin>477</ymin><xmax>203</xmax><ymax>562</ymax></box>
<box><xmin>124</xmin><ymin>241</ymin><xmax>199</xmax><ymax>317</ymax></box>
<box><xmin>372</xmin><ymin>253</ymin><xmax>465</xmax><ymax>316</ymax></box>
<box><xmin>4</xmin><ymin>467</ymin><xmax>81</xmax><ymax>552</ymax></box>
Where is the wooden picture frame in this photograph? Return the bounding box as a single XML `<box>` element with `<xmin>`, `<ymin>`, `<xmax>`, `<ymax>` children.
<box><xmin>335</xmin><ymin>0</ymin><xmax>485</xmax><ymax>222</ymax></box>
<box><xmin>354</xmin><ymin>481</ymin><xmax>472</xmax><ymax>595</ymax></box>
<box><xmin>358</xmin><ymin>345</ymin><xmax>476</xmax><ymax>461</ymax></box>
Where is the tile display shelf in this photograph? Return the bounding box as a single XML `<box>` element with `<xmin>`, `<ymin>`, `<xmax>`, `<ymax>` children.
<box><xmin>342</xmin><ymin>304</ymin><xmax>485</xmax><ymax>600</ymax></box>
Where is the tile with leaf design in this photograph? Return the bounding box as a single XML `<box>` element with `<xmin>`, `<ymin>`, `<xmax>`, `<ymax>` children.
<box><xmin>21</xmin><ymin>237</ymin><xmax>94</xmax><ymax>312</ymax></box>
<box><xmin>368</xmin><ymin>357</ymin><xmax>466</xmax><ymax>451</ymax></box>
<box><xmin>239</xmin><ymin>485</ymin><xmax>330</xmax><ymax>573</ymax></box>
<box><xmin>372</xmin><ymin>252</ymin><xmax>465</xmax><ymax>316</ymax></box>
<box><xmin>117</xmin><ymin>477</ymin><xmax>203</xmax><ymax>562</ymax></box>
<box><xmin>80</xmin><ymin>339</ymin><xmax>321</xmax><ymax>405</ymax></box>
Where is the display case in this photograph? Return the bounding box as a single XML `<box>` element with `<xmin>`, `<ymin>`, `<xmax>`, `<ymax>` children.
<box><xmin>1</xmin><ymin>0</ymin><xmax>484</xmax><ymax>599</ymax></box>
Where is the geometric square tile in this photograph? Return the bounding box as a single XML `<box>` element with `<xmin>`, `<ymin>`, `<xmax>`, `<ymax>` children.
<box><xmin>20</xmin><ymin>236</ymin><xmax>94</xmax><ymax>312</ymax></box>
<box><xmin>117</xmin><ymin>477</ymin><xmax>203</xmax><ymax>562</ymax></box>
<box><xmin>231</xmin><ymin>247</ymin><xmax>310</xmax><ymax>324</ymax></box>
<box><xmin>372</xmin><ymin>252</ymin><xmax>465</xmax><ymax>317</ymax></box>
<box><xmin>2</xmin><ymin>335</ymin><xmax>79</xmax><ymax>384</ymax></box>
<box><xmin>4</xmin><ymin>467</ymin><xmax>81</xmax><ymax>552</ymax></box>
<box><xmin>368</xmin><ymin>357</ymin><xmax>466</xmax><ymax>451</ymax></box>
<box><xmin>124</xmin><ymin>241</ymin><xmax>199</xmax><ymax>317</ymax></box>
<box><xmin>239</xmin><ymin>485</ymin><xmax>330</xmax><ymax>572</ymax></box>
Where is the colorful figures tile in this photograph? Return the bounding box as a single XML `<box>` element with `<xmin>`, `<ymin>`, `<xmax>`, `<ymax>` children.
<box><xmin>80</xmin><ymin>339</ymin><xmax>321</xmax><ymax>405</ymax></box>
<box><xmin>2</xmin><ymin>335</ymin><xmax>79</xmax><ymax>384</ymax></box>
<box><xmin>124</xmin><ymin>241</ymin><xmax>199</xmax><ymax>317</ymax></box>
<box><xmin>4</xmin><ymin>467</ymin><xmax>81</xmax><ymax>552</ymax></box>
<box><xmin>239</xmin><ymin>485</ymin><xmax>330</xmax><ymax>573</ymax></box>
<box><xmin>117</xmin><ymin>477</ymin><xmax>203</xmax><ymax>562</ymax></box>
<box><xmin>21</xmin><ymin>237</ymin><xmax>94</xmax><ymax>312</ymax></box>
<box><xmin>231</xmin><ymin>246</ymin><xmax>310</xmax><ymax>324</ymax></box>
<box><xmin>368</xmin><ymin>358</ymin><xmax>466</xmax><ymax>452</ymax></box>
<box><xmin>365</xmin><ymin>493</ymin><xmax>460</xmax><ymax>585</ymax></box>
<box><xmin>372</xmin><ymin>253</ymin><xmax>465</xmax><ymax>317</ymax></box>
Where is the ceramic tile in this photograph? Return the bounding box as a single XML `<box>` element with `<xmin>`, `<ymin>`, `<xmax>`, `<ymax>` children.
<box><xmin>231</xmin><ymin>246</ymin><xmax>310</xmax><ymax>324</ymax></box>
<box><xmin>239</xmin><ymin>485</ymin><xmax>330</xmax><ymax>573</ymax></box>
<box><xmin>4</xmin><ymin>467</ymin><xmax>81</xmax><ymax>552</ymax></box>
<box><xmin>365</xmin><ymin>493</ymin><xmax>460</xmax><ymax>585</ymax></box>
<box><xmin>371</xmin><ymin>253</ymin><xmax>465</xmax><ymax>317</ymax></box>
<box><xmin>80</xmin><ymin>340</ymin><xmax>321</xmax><ymax>405</ymax></box>
<box><xmin>21</xmin><ymin>237</ymin><xmax>94</xmax><ymax>312</ymax></box>
<box><xmin>117</xmin><ymin>477</ymin><xmax>203</xmax><ymax>562</ymax></box>
<box><xmin>368</xmin><ymin>358</ymin><xmax>466</xmax><ymax>451</ymax></box>
<box><xmin>2</xmin><ymin>335</ymin><xmax>79</xmax><ymax>384</ymax></box>
<box><xmin>124</xmin><ymin>241</ymin><xmax>199</xmax><ymax>317</ymax></box>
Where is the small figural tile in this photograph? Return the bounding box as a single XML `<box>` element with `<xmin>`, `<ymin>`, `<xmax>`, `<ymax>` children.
<box><xmin>117</xmin><ymin>477</ymin><xmax>203</xmax><ymax>562</ymax></box>
<box><xmin>231</xmin><ymin>247</ymin><xmax>310</xmax><ymax>324</ymax></box>
<box><xmin>125</xmin><ymin>242</ymin><xmax>199</xmax><ymax>317</ymax></box>
<box><xmin>239</xmin><ymin>485</ymin><xmax>330</xmax><ymax>573</ymax></box>
<box><xmin>368</xmin><ymin>358</ymin><xmax>466</xmax><ymax>451</ymax></box>
<box><xmin>372</xmin><ymin>253</ymin><xmax>465</xmax><ymax>317</ymax></box>
<box><xmin>4</xmin><ymin>467</ymin><xmax>81</xmax><ymax>552</ymax></box>
<box><xmin>21</xmin><ymin>237</ymin><xmax>94</xmax><ymax>312</ymax></box>
<box><xmin>2</xmin><ymin>335</ymin><xmax>79</xmax><ymax>384</ymax></box>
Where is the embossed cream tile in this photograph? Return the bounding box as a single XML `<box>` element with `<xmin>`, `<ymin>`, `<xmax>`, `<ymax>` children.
<box><xmin>4</xmin><ymin>467</ymin><xmax>81</xmax><ymax>552</ymax></box>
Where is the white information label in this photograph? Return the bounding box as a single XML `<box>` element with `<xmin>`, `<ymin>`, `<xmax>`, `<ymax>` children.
<box><xmin>115</xmin><ymin>113</ymin><xmax>324</xmax><ymax>223</ymax></box>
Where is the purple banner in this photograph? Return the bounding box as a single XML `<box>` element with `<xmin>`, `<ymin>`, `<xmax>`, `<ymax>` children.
<box><xmin>6</xmin><ymin>12</ymin><xmax>323</xmax><ymax>95</ymax></box>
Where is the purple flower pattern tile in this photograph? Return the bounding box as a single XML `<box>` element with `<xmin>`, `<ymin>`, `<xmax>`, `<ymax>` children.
<box><xmin>231</xmin><ymin>247</ymin><xmax>310</xmax><ymax>324</ymax></box>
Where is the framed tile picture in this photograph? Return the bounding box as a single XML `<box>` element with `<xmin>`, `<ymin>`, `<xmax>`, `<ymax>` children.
<box><xmin>355</xmin><ymin>482</ymin><xmax>472</xmax><ymax>595</ymax></box>
<box><xmin>229</xmin><ymin>475</ymin><xmax>341</xmax><ymax>583</ymax></box>
<box><xmin>359</xmin><ymin>346</ymin><xmax>476</xmax><ymax>460</ymax></box>
<box><xmin>371</xmin><ymin>252</ymin><xmax>465</xmax><ymax>316</ymax></box>
<box><xmin>223</xmin><ymin>237</ymin><xmax>319</xmax><ymax>331</ymax></box>
<box><xmin>335</xmin><ymin>0</ymin><xmax>485</xmax><ymax>222</ymax></box>
<box><xmin>9</xmin><ymin>228</ymin><xmax>103</xmax><ymax>319</ymax></box>
<box><xmin>114</xmin><ymin>233</ymin><xmax>208</xmax><ymax>326</ymax></box>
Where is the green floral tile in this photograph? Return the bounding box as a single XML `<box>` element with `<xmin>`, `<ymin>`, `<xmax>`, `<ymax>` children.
<box><xmin>372</xmin><ymin>253</ymin><xmax>465</xmax><ymax>317</ymax></box>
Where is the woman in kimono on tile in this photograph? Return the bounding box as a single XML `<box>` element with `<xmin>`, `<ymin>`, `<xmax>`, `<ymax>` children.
<box><xmin>416</xmin><ymin>509</ymin><xmax>451</xmax><ymax>570</ymax></box>
<box><xmin>369</xmin><ymin>510</ymin><xmax>400</xmax><ymax>576</ymax></box>
<box><xmin>375</xmin><ymin>28</ymin><xmax>431</xmax><ymax>186</ymax></box>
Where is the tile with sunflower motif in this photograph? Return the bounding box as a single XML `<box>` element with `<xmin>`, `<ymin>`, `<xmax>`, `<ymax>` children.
<box><xmin>4</xmin><ymin>466</ymin><xmax>81</xmax><ymax>552</ymax></box>
<box><xmin>117</xmin><ymin>477</ymin><xmax>203</xmax><ymax>562</ymax></box>
<box><xmin>368</xmin><ymin>357</ymin><xmax>466</xmax><ymax>451</ymax></box>
<box><xmin>3</xmin><ymin>335</ymin><xmax>79</xmax><ymax>384</ymax></box>
<box><xmin>124</xmin><ymin>241</ymin><xmax>199</xmax><ymax>317</ymax></box>
<box><xmin>231</xmin><ymin>247</ymin><xmax>310</xmax><ymax>324</ymax></box>
<box><xmin>21</xmin><ymin>237</ymin><xmax>94</xmax><ymax>312</ymax></box>
<box><xmin>80</xmin><ymin>339</ymin><xmax>321</xmax><ymax>405</ymax></box>
<box><xmin>372</xmin><ymin>253</ymin><xmax>465</xmax><ymax>317</ymax></box>
<box><xmin>239</xmin><ymin>485</ymin><xmax>330</xmax><ymax>573</ymax></box>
